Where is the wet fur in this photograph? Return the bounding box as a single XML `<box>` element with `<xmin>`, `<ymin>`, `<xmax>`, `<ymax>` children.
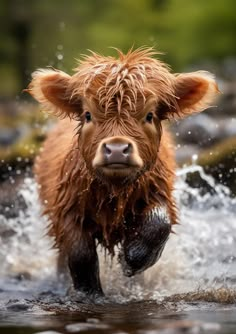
<box><xmin>28</xmin><ymin>47</ymin><xmax>218</xmax><ymax>295</ymax></box>
<box><xmin>35</xmin><ymin>118</ymin><xmax>176</xmax><ymax>253</ymax></box>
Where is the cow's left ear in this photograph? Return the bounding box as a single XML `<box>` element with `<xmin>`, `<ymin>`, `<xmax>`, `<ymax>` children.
<box><xmin>159</xmin><ymin>71</ymin><xmax>219</xmax><ymax>120</ymax></box>
<box><xmin>26</xmin><ymin>69</ymin><xmax>82</xmax><ymax>119</ymax></box>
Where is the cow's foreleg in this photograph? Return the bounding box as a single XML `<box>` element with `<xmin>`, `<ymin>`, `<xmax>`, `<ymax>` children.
<box><xmin>120</xmin><ymin>207</ymin><xmax>171</xmax><ymax>277</ymax></box>
<box><xmin>67</xmin><ymin>232</ymin><xmax>104</xmax><ymax>300</ymax></box>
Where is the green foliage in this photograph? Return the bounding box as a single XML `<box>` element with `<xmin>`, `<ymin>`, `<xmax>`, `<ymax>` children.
<box><xmin>0</xmin><ymin>103</ymin><xmax>49</xmax><ymax>165</ymax></box>
<box><xmin>0</xmin><ymin>0</ymin><xmax>235</xmax><ymax>96</ymax></box>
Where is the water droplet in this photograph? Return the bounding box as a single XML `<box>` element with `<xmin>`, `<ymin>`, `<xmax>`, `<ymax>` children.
<box><xmin>56</xmin><ymin>53</ymin><xmax>63</xmax><ymax>61</ymax></box>
<box><xmin>59</xmin><ymin>21</ymin><xmax>65</xmax><ymax>31</ymax></box>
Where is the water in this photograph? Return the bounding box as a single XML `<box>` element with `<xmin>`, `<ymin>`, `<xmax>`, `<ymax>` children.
<box><xmin>0</xmin><ymin>165</ymin><xmax>236</xmax><ymax>333</ymax></box>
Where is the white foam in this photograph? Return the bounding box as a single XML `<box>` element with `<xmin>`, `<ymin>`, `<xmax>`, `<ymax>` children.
<box><xmin>0</xmin><ymin>166</ymin><xmax>235</xmax><ymax>300</ymax></box>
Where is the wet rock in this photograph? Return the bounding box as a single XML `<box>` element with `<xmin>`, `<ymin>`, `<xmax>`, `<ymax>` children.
<box><xmin>13</xmin><ymin>271</ymin><xmax>32</xmax><ymax>281</ymax></box>
<box><xmin>0</xmin><ymin>226</ymin><xmax>16</xmax><ymax>238</ymax></box>
<box><xmin>6</xmin><ymin>299</ymin><xmax>31</xmax><ymax>311</ymax></box>
<box><xmin>173</xmin><ymin>114</ymin><xmax>219</xmax><ymax>147</ymax></box>
<box><xmin>179</xmin><ymin>136</ymin><xmax>236</xmax><ymax>195</ymax></box>
<box><xmin>203</xmin><ymin>80</ymin><xmax>236</xmax><ymax>117</ymax></box>
<box><xmin>218</xmin><ymin>81</ymin><xmax>236</xmax><ymax>116</ymax></box>
<box><xmin>220</xmin><ymin>118</ymin><xmax>236</xmax><ymax>138</ymax></box>
<box><xmin>0</xmin><ymin>128</ymin><xmax>21</xmax><ymax>147</ymax></box>
<box><xmin>65</xmin><ymin>321</ymin><xmax>111</xmax><ymax>332</ymax></box>
<box><xmin>195</xmin><ymin>136</ymin><xmax>236</xmax><ymax>195</ymax></box>
<box><xmin>222</xmin><ymin>255</ymin><xmax>236</xmax><ymax>264</ymax></box>
<box><xmin>0</xmin><ymin>177</ymin><xmax>27</xmax><ymax>219</ymax></box>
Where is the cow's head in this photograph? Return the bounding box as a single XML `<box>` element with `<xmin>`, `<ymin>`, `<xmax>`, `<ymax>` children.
<box><xmin>28</xmin><ymin>48</ymin><xmax>219</xmax><ymax>183</ymax></box>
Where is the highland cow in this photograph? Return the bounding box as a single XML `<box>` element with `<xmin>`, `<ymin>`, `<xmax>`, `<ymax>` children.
<box><xmin>28</xmin><ymin>48</ymin><xmax>218</xmax><ymax>300</ymax></box>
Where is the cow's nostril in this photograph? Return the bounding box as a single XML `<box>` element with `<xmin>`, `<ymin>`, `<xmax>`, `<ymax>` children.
<box><xmin>103</xmin><ymin>144</ymin><xmax>112</xmax><ymax>156</ymax></box>
<box><xmin>123</xmin><ymin>143</ymin><xmax>132</xmax><ymax>156</ymax></box>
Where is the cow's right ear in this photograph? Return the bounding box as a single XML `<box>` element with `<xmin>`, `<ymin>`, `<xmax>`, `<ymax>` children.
<box><xmin>158</xmin><ymin>71</ymin><xmax>219</xmax><ymax>120</ymax></box>
<box><xmin>26</xmin><ymin>69</ymin><xmax>82</xmax><ymax>118</ymax></box>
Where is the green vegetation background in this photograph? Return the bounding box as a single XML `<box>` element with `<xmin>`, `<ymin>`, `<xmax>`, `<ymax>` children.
<box><xmin>0</xmin><ymin>0</ymin><xmax>236</xmax><ymax>97</ymax></box>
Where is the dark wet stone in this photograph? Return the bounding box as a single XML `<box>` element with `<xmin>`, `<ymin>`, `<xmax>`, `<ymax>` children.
<box><xmin>174</xmin><ymin>114</ymin><xmax>219</xmax><ymax>147</ymax></box>
<box><xmin>0</xmin><ymin>127</ymin><xmax>20</xmax><ymax>147</ymax></box>
<box><xmin>0</xmin><ymin>177</ymin><xmax>27</xmax><ymax>219</ymax></box>
<box><xmin>222</xmin><ymin>255</ymin><xmax>236</xmax><ymax>264</ymax></box>
<box><xmin>65</xmin><ymin>322</ymin><xmax>111</xmax><ymax>332</ymax></box>
<box><xmin>13</xmin><ymin>271</ymin><xmax>32</xmax><ymax>281</ymax></box>
<box><xmin>217</xmin><ymin>81</ymin><xmax>236</xmax><ymax>116</ymax></box>
<box><xmin>221</xmin><ymin>119</ymin><xmax>236</xmax><ymax>138</ymax></box>
<box><xmin>0</xmin><ymin>227</ymin><xmax>16</xmax><ymax>238</ymax></box>
<box><xmin>196</xmin><ymin>136</ymin><xmax>236</xmax><ymax>195</ymax></box>
<box><xmin>6</xmin><ymin>301</ymin><xmax>30</xmax><ymax>311</ymax></box>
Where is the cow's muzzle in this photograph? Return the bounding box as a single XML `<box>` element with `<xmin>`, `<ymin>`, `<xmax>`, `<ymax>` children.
<box><xmin>92</xmin><ymin>136</ymin><xmax>143</xmax><ymax>174</ymax></box>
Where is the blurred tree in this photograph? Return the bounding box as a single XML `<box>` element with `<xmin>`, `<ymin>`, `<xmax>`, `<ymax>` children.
<box><xmin>0</xmin><ymin>0</ymin><xmax>34</xmax><ymax>95</ymax></box>
<box><xmin>7</xmin><ymin>0</ymin><xmax>33</xmax><ymax>90</ymax></box>
<box><xmin>0</xmin><ymin>0</ymin><xmax>235</xmax><ymax>97</ymax></box>
<box><xmin>160</xmin><ymin>0</ymin><xmax>236</xmax><ymax>68</ymax></box>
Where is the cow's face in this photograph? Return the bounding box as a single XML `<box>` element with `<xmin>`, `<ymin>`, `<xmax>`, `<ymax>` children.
<box><xmin>78</xmin><ymin>95</ymin><xmax>161</xmax><ymax>181</ymax></box>
<box><xmin>28</xmin><ymin>48</ymin><xmax>219</xmax><ymax>183</ymax></box>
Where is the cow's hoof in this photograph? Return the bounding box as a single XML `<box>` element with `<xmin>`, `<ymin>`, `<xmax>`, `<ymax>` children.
<box><xmin>119</xmin><ymin>243</ymin><xmax>153</xmax><ymax>277</ymax></box>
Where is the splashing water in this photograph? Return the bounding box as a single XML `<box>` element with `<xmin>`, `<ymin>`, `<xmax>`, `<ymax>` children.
<box><xmin>0</xmin><ymin>166</ymin><xmax>235</xmax><ymax>302</ymax></box>
<box><xmin>0</xmin><ymin>178</ymin><xmax>57</xmax><ymax>278</ymax></box>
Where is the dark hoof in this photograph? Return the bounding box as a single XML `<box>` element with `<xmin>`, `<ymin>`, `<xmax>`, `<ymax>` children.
<box><xmin>119</xmin><ymin>243</ymin><xmax>164</xmax><ymax>277</ymax></box>
<box><xmin>120</xmin><ymin>214</ymin><xmax>171</xmax><ymax>276</ymax></box>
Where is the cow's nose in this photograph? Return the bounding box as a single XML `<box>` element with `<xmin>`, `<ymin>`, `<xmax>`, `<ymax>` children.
<box><xmin>103</xmin><ymin>143</ymin><xmax>132</xmax><ymax>164</ymax></box>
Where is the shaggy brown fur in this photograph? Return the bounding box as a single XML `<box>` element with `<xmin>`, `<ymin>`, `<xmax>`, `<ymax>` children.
<box><xmin>28</xmin><ymin>47</ymin><xmax>218</xmax><ymax>256</ymax></box>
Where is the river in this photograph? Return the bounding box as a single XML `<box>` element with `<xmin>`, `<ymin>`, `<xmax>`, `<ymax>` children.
<box><xmin>0</xmin><ymin>165</ymin><xmax>235</xmax><ymax>334</ymax></box>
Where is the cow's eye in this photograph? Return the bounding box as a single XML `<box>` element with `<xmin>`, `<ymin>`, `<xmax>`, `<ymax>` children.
<box><xmin>85</xmin><ymin>111</ymin><xmax>92</xmax><ymax>122</ymax></box>
<box><xmin>145</xmin><ymin>112</ymin><xmax>153</xmax><ymax>123</ymax></box>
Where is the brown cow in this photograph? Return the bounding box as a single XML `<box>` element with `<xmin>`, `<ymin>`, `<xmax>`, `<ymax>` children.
<box><xmin>28</xmin><ymin>47</ymin><xmax>218</xmax><ymax>300</ymax></box>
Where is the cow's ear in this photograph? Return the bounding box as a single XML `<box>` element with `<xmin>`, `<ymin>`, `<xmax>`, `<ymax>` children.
<box><xmin>26</xmin><ymin>69</ymin><xmax>82</xmax><ymax>118</ymax></box>
<box><xmin>158</xmin><ymin>71</ymin><xmax>219</xmax><ymax>120</ymax></box>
